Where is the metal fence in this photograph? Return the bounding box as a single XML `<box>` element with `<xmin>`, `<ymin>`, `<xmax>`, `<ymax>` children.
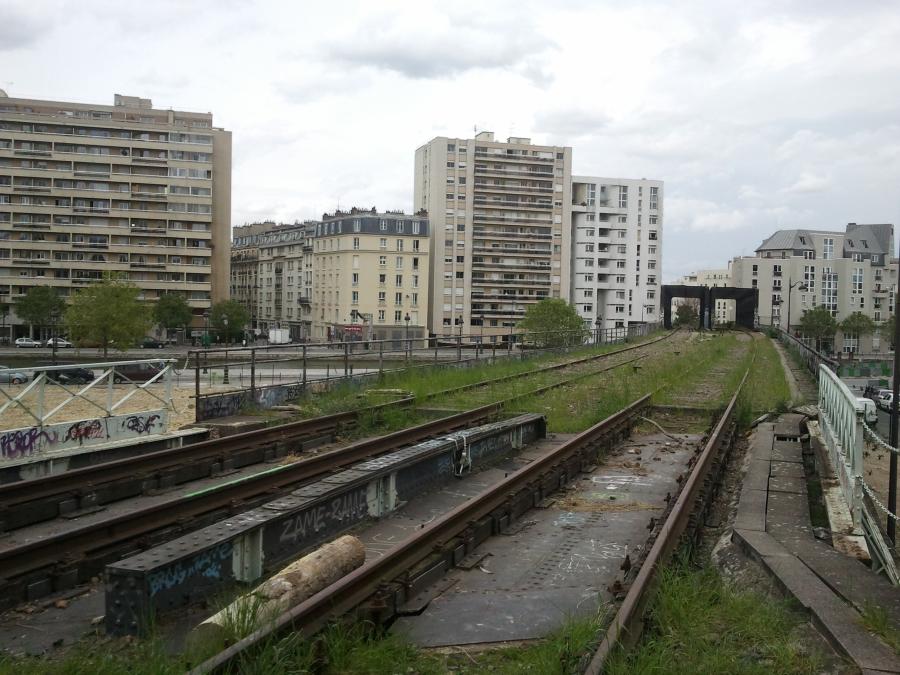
<box><xmin>818</xmin><ymin>364</ymin><xmax>898</xmax><ymax>582</ymax></box>
<box><xmin>191</xmin><ymin>323</ymin><xmax>661</xmax><ymax>421</ymax></box>
<box><xmin>775</xmin><ymin>327</ymin><xmax>839</xmax><ymax>376</ymax></box>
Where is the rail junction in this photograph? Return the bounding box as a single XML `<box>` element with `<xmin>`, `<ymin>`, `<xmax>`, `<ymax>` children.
<box><xmin>0</xmin><ymin>328</ymin><xmax>898</xmax><ymax>674</ymax></box>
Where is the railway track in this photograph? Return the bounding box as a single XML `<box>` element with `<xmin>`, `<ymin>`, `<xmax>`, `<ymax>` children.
<box><xmin>0</xmin><ymin>331</ymin><xmax>677</xmax><ymax>532</ymax></box>
<box><xmin>0</xmin><ymin>341</ymin><xmax>667</xmax><ymax>608</ymax></box>
<box><xmin>186</xmin><ymin>337</ymin><xmax>754</xmax><ymax>674</ymax></box>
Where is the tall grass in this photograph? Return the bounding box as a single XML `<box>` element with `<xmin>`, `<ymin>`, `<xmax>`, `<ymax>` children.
<box><xmin>604</xmin><ymin>565</ymin><xmax>823</xmax><ymax>675</ymax></box>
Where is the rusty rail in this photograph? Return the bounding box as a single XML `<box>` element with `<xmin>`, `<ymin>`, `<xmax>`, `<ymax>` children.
<box><xmin>583</xmin><ymin>363</ymin><xmax>753</xmax><ymax>673</ymax></box>
<box><xmin>189</xmin><ymin>394</ymin><xmax>652</xmax><ymax>674</ymax></box>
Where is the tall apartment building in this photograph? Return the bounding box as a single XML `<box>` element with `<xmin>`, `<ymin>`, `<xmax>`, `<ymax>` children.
<box><xmin>674</xmin><ymin>268</ymin><xmax>734</xmax><ymax>324</ymax></box>
<box><xmin>252</xmin><ymin>222</ymin><xmax>313</xmax><ymax>340</ymax></box>
<box><xmin>415</xmin><ymin>132</ymin><xmax>572</xmax><ymax>341</ymax></box>
<box><xmin>570</xmin><ymin>177</ymin><xmax>663</xmax><ymax>330</ymax></box>
<box><xmin>0</xmin><ymin>92</ymin><xmax>231</xmax><ymax>337</ymax></box>
<box><xmin>730</xmin><ymin>223</ymin><xmax>896</xmax><ymax>353</ymax></box>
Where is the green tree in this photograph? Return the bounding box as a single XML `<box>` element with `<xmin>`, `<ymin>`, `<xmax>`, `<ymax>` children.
<box><xmin>15</xmin><ymin>286</ymin><xmax>65</xmax><ymax>338</ymax></box>
<box><xmin>517</xmin><ymin>298</ymin><xmax>587</xmax><ymax>348</ymax></box>
<box><xmin>65</xmin><ymin>274</ymin><xmax>152</xmax><ymax>356</ymax></box>
<box><xmin>839</xmin><ymin>311</ymin><xmax>875</xmax><ymax>355</ymax></box>
<box><xmin>154</xmin><ymin>293</ymin><xmax>193</xmax><ymax>336</ymax></box>
<box><xmin>798</xmin><ymin>305</ymin><xmax>837</xmax><ymax>353</ymax></box>
<box><xmin>674</xmin><ymin>302</ymin><xmax>699</xmax><ymax>327</ymax></box>
<box><xmin>880</xmin><ymin>314</ymin><xmax>896</xmax><ymax>350</ymax></box>
<box><xmin>210</xmin><ymin>300</ymin><xmax>250</xmax><ymax>343</ymax></box>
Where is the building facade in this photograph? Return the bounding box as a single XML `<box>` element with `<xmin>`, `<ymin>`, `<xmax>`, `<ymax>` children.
<box><xmin>309</xmin><ymin>210</ymin><xmax>429</xmax><ymax>342</ymax></box>
<box><xmin>730</xmin><ymin>223</ymin><xmax>896</xmax><ymax>353</ymax></box>
<box><xmin>673</xmin><ymin>268</ymin><xmax>734</xmax><ymax>324</ymax></box>
<box><xmin>415</xmin><ymin>132</ymin><xmax>572</xmax><ymax>341</ymax></box>
<box><xmin>0</xmin><ymin>92</ymin><xmax>231</xmax><ymax>337</ymax></box>
<box><xmin>570</xmin><ymin>177</ymin><xmax>663</xmax><ymax>330</ymax></box>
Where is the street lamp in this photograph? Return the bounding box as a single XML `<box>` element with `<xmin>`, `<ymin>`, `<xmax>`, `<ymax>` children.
<box><xmin>783</xmin><ymin>278</ymin><xmax>809</xmax><ymax>334</ymax></box>
<box><xmin>475</xmin><ymin>314</ymin><xmax>484</xmax><ymax>353</ymax></box>
<box><xmin>222</xmin><ymin>316</ymin><xmax>230</xmax><ymax>384</ymax></box>
<box><xmin>454</xmin><ymin>316</ymin><xmax>463</xmax><ymax>361</ymax></box>
<box><xmin>202</xmin><ymin>310</ymin><xmax>210</xmax><ymax>374</ymax></box>
<box><xmin>404</xmin><ymin>312</ymin><xmax>411</xmax><ymax>361</ymax></box>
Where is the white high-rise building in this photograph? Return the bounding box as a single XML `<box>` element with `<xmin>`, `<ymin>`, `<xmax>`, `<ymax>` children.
<box><xmin>570</xmin><ymin>177</ymin><xmax>663</xmax><ymax>330</ymax></box>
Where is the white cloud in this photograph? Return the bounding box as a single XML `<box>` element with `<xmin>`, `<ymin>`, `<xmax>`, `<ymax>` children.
<box><xmin>783</xmin><ymin>172</ymin><xmax>832</xmax><ymax>194</ymax></box>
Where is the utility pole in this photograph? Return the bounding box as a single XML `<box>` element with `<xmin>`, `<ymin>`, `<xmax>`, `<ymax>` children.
<box><xmin>889</xmin><ymin>254</ymin><xmax>900</xmax><ymax>543</ymax></box>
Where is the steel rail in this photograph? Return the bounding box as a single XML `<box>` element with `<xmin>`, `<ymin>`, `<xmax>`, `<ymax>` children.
<box><xmin>583</xmin><ymin>361</ymin><xmax>753</xmax><ymax>673</ymax></box>
<box><xmin>0</xmin><ymin>403</ymin><xmax>501</xmax><ymax>583</ymax></box>
<box><xmin>0</xmin><ymin>344</ymin><xmax>652</xmax><ymax>577</ymax></box>
<box><xmin>189</xmin><ymin>394</ymin><xmax>652</xmax><ymax>675</ymax></box>
<box><xmin>0</xmin><ymin>332</ymin><xmax>674</xmax><ymax>518</ymax></box>
<box><xmin>0</xmin><ymin>400</ymin><xmax>410</xmax><ymax>509</ymax></box>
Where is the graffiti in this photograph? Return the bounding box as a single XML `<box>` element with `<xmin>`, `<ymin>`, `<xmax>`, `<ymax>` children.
<box><xmin>64</xmin><ymin>418</ymin><xmax>107</xmax><ymax>444</ymax></box>
<box><xmin>123</xmin><ymin>414</ymin><xmax>161</xmax><ymax>435</ymax></box>
<box><xmin>278</xmin><ymin>488</ymin><xmax>369</xmax><ymax>547</ymax></box>
<box><xmin>198</xmin><ymin>392</ymin><xmax>246</xmax><ymax>420</ymax></box>
<box><xmin>0</xmin><ymin>427</ymin><xmax>59</xmax><ymax>460</ymax></box>
<box><xmin>147</xmin><ymin>542</ymin><xmax>233</xmax><ymax>596</ymax></box>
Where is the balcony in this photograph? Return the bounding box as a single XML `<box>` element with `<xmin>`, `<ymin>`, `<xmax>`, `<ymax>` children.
<box><xmin>473</xmin><ymin>151</ymin><xmax>555</xmax><ymax>164</ymax></box>
<box><xmin>473</xmin><ymin>229</ymin><xmax>552</xmax><ymax>241</ymax></box>
<box><xmin>474</xmin><ymin>182</ymin><xmax>554</xmax><ymax>194</ymax></box>
<box><xmin>472</xmin><ymin>277</ymin><xmax>551</xmax><ymax>287</ymax></box>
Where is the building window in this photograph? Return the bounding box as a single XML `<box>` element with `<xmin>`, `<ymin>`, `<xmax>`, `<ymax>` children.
<box><xmin>394</xmin><ymin>310</ymin><xmax>403</xmax><ymax>322</ymax></box>
<box><xmin>396</xmin><ymin>256</ymin><xmax>404</xmax><ymax>269</ymax></box>
<box><xmin>396</xmin><ymin>239</ymin><xmax>404</xmax><ymax>251</ymax></box>
<box><xmin>618</xmin><ymin>185</ymin><xmax>628</xmax><ymax>209</ymax></box>
<box><xmin>379</xmin><ymin>237</ymin><xmax>387</xmax><ymax>249</ymax></box>
<box><xmin>823</xmin><ymin>237</ymin><xmax>834</xmax><ymax>260</ymax></box>
<box><xmin>379</xmin><ymin>273</ymin><xmax>386</xmax><ymax>285</ymax></box>
<box><xmin>351</xmin><ymin>291</ymin><xmax>359</xmax><ymax>305</ymax></box>
<box><xmin>353</xmin><ymin>237</ymin><xmax>360</xmax><ymax>250</ymax></box>
<box><xmin>649</xmin><ymin>186</ymin><xmax>658</xmax><ymax>210</ymax></box>
<box><xmin>395</xmin><ymin>292</ymin><xmax>403</xmax><ymax>305</ymax></box>
<box><xmin>352</xmin><ymin>273</ymin><xmax>359</xmax><ymax>286</ymax></box>
<box><xmin>379</xmin><ymin>256</ymin><xmax>386</xmax><ymax>267</ymax></box>
<box><xmin>395</xmin><ymin>274</ymin><xmax>403</xmax><ymax>287</ymax></box>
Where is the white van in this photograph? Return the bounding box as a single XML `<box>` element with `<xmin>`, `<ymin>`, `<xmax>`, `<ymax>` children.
<box><xmin>856</xmin><ymin>397</ymin><xmax>878</xmax><ymax>423</ymax></box>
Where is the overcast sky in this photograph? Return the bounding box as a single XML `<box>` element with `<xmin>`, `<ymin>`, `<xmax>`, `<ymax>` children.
<box><xmin>4</xmin><ymin>0</ymin><xmax>900</xmax><ymax>281</ymax></box>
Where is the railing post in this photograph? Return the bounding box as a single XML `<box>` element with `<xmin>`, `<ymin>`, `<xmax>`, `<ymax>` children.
<box><xmin>194</xmin><ymin>350</ymin><xmax>201</xmax><ymax>422</ymax></box>
<box><xmin>457</xmin><ymin>335</ymin><xmax>462</xmax><ymax>363</ymax></box>
<box><xmin>250</xmin><ymin>347</ymin><xmax>256</xmax><ymax>399</ymax></box>
<box><xmin>302</xmin><ymin>345</ymin><xmax>307</xmax><ymax>389</ymax></box>
<box><xmin>379</xmin><ymin>339</ymin><xmax>384</xmax><ymax>374</ymax></box>
<box><xmin>223</xmin><ymin>348</ymin><xmax>230</xmax><ymax>385</ymax></box>
<box><xmin>344</xmin><ymin>341</ymin><xmax>349</xmax><ymax>377</ymax></box>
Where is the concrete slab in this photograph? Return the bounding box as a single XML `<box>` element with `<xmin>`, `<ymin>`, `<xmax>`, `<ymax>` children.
<box><xmin>770</xmin><ymin>461</ymin><xmax>806</xmax><ymax>478</ymax></box>
<box><xmin>772</xmin><ymin>440</ymin><xmax>803</xmax><ymax>462</ymax></box>
<box><xmin>734</xmin><ymin>488</ymin><xmax>767</xmax><ymax>532</ymax></box>
<box><xmin>768</xmin><ymin>475</ymin><xmax>808</xmax><ymax>495</ymax></box>
<box><xmin>392</xmin><ymin>433</ymin><xmax>700</xmax><ymax>646</ymax></box>
<box><xmin>743</xmin><ymin>459</ymin><xmax>771</xmax><ymax>491</ymax></box>
<box><xmin>732</xmin><ymin>528</ymin><xmax>792</xmax><ymax>560</ymax></box>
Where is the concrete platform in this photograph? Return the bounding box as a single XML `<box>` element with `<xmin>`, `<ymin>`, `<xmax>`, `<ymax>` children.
<box><xmin>733</xmin><ymin>419</ymin><xmax>900</xmax><ymax>673</ymax></box>
<box><xmin>390</xmin><ymin>432</ymin><xmax>699</xmax><ymax>646</ymax></box>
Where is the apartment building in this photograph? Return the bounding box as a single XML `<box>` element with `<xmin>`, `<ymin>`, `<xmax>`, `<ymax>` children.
<box><xmin>253</xmin><ymin>222</ymin><xmax>314</xmax><ymax>340</ymax></box>
<box><xmin>730</xmin><ymin>223</ymin><xmax>897</xmax><ymax>353</ymax></box>
<box><xmin>0</xmin><ymin>92</ymin><xmax>231</xmax><ymax>336</ymax></box>
<box><xmin>309</xmin><ymin>209</ymin><xmax>429</xmax><ymax>342</ymax></box>
<box><xmin>570</xmin><ymin>177</ymin><xmax>663</xmax><ymax>330</ymax></box>
<box><xmin>674</xmin><ymin>268</ymin><xmax>734</xmax><ymax>324</ymax></box>
<box><xmin>415</xmin><ymin>132</ymin><xmax>572</xmax><ymax>341</ymax></box>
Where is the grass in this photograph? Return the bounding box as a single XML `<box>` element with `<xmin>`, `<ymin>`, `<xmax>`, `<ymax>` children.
<box><xmin>861</xmin><ymin>603</ymin><xmax>900</xmax><ymax>655</ymax></box>
<box><xmin>604</xmin><ymin>565</ymin><xmax>824</xmax><ymax>675</ymax></box>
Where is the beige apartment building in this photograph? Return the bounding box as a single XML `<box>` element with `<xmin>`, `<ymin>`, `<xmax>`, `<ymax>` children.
<box><xmin>310</xmin><ymin>210</ymin><xmax>429</xmax><ymax>342</ymax></box>
<box><xmin>232</xmin><ymin>210</ymin><xmax>430</xmax><ymax>343</ymax></box>
<box><xmin>0</xmin><ymin>92</ymin><xmax>231</xmax><ymax>338</ymax></box>
<box><xmin>415</xmin><ymin>132</ymin><xmax>572</xmax><ymax>341</ymax></box>
<box><xmin>730</xmin><ymin>223</ymin><xmax>896</xmax><ymax>353</ymax></box>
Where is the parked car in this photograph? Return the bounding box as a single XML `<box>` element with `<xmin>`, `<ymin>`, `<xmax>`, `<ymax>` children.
<box><xmin>112</xmin><ymin>362</ymin><xmax>163</xmax><ymax>383</ymax></box>
<box><xmin>14</xmin><ymin>337</ymin><xmax>41</xmax><ymax>348</ymax></box>
<box><xmin>0</xmin><ymin>366</ymin><xmax>29</xmax><ymax>384</ymax></box>
<box><xmin>45</xmin><ymin>337</ymin><xmax>73</xmax><ymax>348</ymax></box>
<box><xmin>856</xmin><ymin>397</ymin><xmax>878</xmax><ymax>424</ymax></box>
<box><xmin>877</xmin><ymin>391</ymin><xmax>894</xmax><ymax>412</ymax></box>
<box><xmin>141</xmin><ymin>337</ymin><xmax>166</xmax><ymax>349</ymax></box>
<box><xmin>39</xmin><ymin>363</ymin><xmax>95</xmax><ymax>385</ymax></box>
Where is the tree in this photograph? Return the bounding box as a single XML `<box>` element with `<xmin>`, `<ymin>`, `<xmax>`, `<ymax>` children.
<box><xmin>880</xmin><ymin>314</ymin><xmax>896</xmax><ymax>350</ymax></box>
<box><xmin>154</xmin><ymin>293</ymin><xmax>193</xmax><ymax>335</ymax></box>
<box><xmin>839</xmin><ymin>311</ymin><xmax>875</xmax><ymax>355</ymax></box>
<box><xmin>65</xmin><ymin>273</ymin><xmax>152</xmax><ymax>356</ymax></box>
<box><xmin>16</xmin><ymin>286</ymin><xmax>65</xmax><ymax>338</ymax></box>
<box><xmin>798</xmin><ymin>305</ymin><xmax>837</xmax><ymax>353</ymax></box>
<box><xmin>674</xmin><ymin>303</ymin><xmax>699</xmax><ymax>327</ymax></box>
<box><xmin>210</xmin><ymin>300</ymin><xmax>250</xmax><ymax>343</ymax></box>
<box><xmin>517</xmin><ymin>299</ymin><xmax>588</xmax><ymax>348</ymax></box>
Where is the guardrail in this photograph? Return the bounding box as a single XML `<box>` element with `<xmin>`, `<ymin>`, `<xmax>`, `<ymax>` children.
<box><xmin>774</xmin><ymin>327</ymin><xmax>839</xmax><ymax>377</ymax></box>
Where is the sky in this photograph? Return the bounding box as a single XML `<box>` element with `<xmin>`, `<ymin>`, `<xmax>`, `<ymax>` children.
<box><xmin>4</xmin><ymin>0</ymin><xmax>900</xmax><ymax>281</ymax></box>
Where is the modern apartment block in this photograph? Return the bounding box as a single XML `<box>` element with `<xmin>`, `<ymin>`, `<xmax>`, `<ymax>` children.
<box><xmin>231</xmin><ymin>210</ymin><xmax>430</xmax><ymax>343</ymax></box>
<box><xmin>0</xmin><ymin>92</ymin><xmax>232</xmax><ymax>337</ymax></box>
<box><xmin>674</xmin><ymin>268</ymin><xmax>734</xmax><ymax>324</ymax></box>
<box><xmin>415</xmin><ymin>132</ymin><xmax>572</xmax><ymax>341</ymax></box>
<box><xmin>570</xmin><ymin>177</ymin><xmax>663</xmax><ymax>330</ymax></box>
<box><xmin>730</xmin><ymin>223</ymin><xmax>897</xmax><ymax>353</ymax></box>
